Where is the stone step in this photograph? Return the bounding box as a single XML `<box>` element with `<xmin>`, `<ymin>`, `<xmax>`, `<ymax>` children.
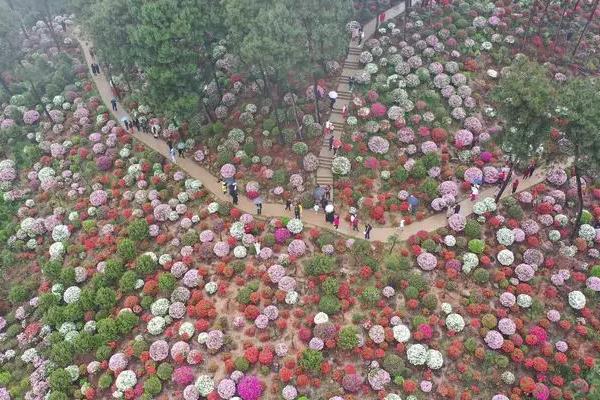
<box><xmin>348</xmin><ymin>48</ymin><xmax>362</xmax><ymax>55</ymax></box>
<box><xmin>344</xmin><ymin>62</ymin><xmax>361</xmax><ymax>70</ymax></box>
<box><xmin>316</xmin><ymin>177</ymin><xmax>334</xmax><ymax>186</ymax></box>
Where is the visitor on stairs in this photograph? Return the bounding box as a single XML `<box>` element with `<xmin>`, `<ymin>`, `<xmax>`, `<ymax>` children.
<box><xmin>342</xmin><ymin>104</ymin><xmax>348</xmax><ymax>118</ymax></box>
<box><xmin>324</xmin><ymin>120</ymin><xmax>334</xmax><ymax>136</ymax></box>
<box><xmin>470</xmin><ymin>184</ymin><xmax>479</xmax><ymax>201</ymax></box>
<box><xmin>364</xmin><ymin>223</ymin><xmax>373</xmax><ymax>239</ymax></box>
<box><xmin>325</xmin><ymin>185</ymin><xmax>331</xmax><ymax>200</ymax></box>
<box><xmin>177</xmin><ymin>140</ymin><xmax>186</xmax><ymax>157</ymax></box>
<box><xmin>348</xmin><ymin>76</ymin><xmax>355</xmax><ymax>92</ymax></box>
<box><xmin>320</xmin><ymin>196</ymin><xmax>328</xmax><ymax>211</ymax></box>
<box><xmin>329</xmin><ymin>135</ymin><xmax>334</xmax><ymax>151</ymax></box>
<box><xmin>512</xmin><ymin>178</ymin><xmax>520</xmax><ymax>194</ymax></box>
<box><xmin>359</xmin><ymin>28</ymin><xmax>364</xmax><ymax>46</ymax></box>
<box><xmin>328</xmin><ymin>91</ymin><xmax>337</xmax><ymax>109</ymax></box>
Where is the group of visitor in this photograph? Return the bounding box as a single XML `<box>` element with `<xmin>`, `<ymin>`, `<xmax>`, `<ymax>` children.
<box><xmin>220</xmin><ymin>179</ymin><xmax>239</xmax><ymax>205</ymax></box>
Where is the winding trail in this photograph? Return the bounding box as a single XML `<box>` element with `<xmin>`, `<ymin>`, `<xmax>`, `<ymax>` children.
<box><xmin>74</xmin><ymin>4</ymin><xmax>555</xmax><ymax>242</ymax></box>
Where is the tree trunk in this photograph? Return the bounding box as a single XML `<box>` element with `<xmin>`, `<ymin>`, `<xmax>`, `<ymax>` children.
<box><xmin>572</xmin><ymin>0</ymin><xmax>581</xmax><ymax>12</ymax></box>
<box><xmin>202</xmin><ymin>101</ymin><xmax>214</xmax><ymax>123</ymax></box>
<box><xmin>213</xmin><ymin>69</ymin><xmax>223</xmax><ymax>97</ymax></box>
<box><xmin>571</xmin><ymin>0</ymin><xmax>599</xmax><ymax>57</ymax></box>
<box><xmin>42</xmin><ymin>0</ymin><xmax>61</xmax><ymax>51</ymax></box>
<box><xmin>494</xmin><ymin>164</ymin><xmax>513</xmax><ymax>204</ymax></box>
<box><xmin>30</xmin><ymin>80</ymin><xmax>52</xmax><ymax>120</ymax></box>
<box><xmin>290</xmin><ymin>93</ymin><xmax>302</xmax><ymax>133</ymax></box>
<box><xmin>553</xmin><ymin>2</ymin><xmax>569</xmax><ymax>51</ymax></box>
<box><xmin>6</xmin><ymin>0</ymin><xmax>29</xmax><ymax>38</ymax></box>
<box><xmin>537</xmin><ymin>0</ymin><xmax>553</xmax><ymax>35</ymax></box>
<box><xmin>527</xmin><ymin>0</ymin><xmax>540</xmax><ymax>35</ymax></box>
<box><xmin>0</xmin><ymin>77</ymin><xmax>12</xmax><ymax>96</ymax></box>
<box><xmin>312</xmin><ymin>74</ymin><xmax>321</xmax><ymax>124</ymax></box>
<box><xmin>571</xmin><ymin>164</ymin><xmax>584</xmax><ymax>240</ymax></box>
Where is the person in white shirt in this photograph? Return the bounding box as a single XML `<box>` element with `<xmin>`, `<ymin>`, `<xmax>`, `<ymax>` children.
<box><xmin>399</xmin><ymin>218</ymin><xmax>405</xmax><ymax>233</ymax></box>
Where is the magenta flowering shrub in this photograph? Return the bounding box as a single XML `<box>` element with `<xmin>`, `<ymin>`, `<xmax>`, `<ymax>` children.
<box><xmin>482</xmin><ymin>166</ymin><xmax>499</xmax><ymax>183</ymax></box>
<box><xmin>398</xmin><ymin>127</ymin><xmax>415</xmax><ymax>143</ymax></box>
<box><xmin>95</xmin><ymin>155</ymin><xmax>113</xmax><ymax>171</ymax></box>
<box><xmin>546</xmin><ymin>168</ymin><xmax>568</xmax><ymax>186</ymax></box>
<box><xmin>274</xmin><ymin>228</ymin><xmax>291</xmax><ymax>244</ymax></box>
<box><xmin>89</xmin><ymin>189</ymin><xmax>108</xmax><ymax>206</ymax></box>
<box><xmin>370</xmin><ymin>102</ymin><xmax>387</xmax><ymax>118</ymax></box>
<box><xmin>448</xmin><ymin>213</ymin><xmax>466</xmax><ymax>232</ymax></box>
<box><xmin>439</xmin><ymin>180</ymin><xmax>459</xmax><ymax>196</ymax></box>
<box><xmin>23</xmin><ymin>110</ymin><xmax>40</xmax><ymax>125</ymax></box>
<box><xmin>220</xmin><ymin>163</ymin><xmax>236</xmax><ymax>179</ymax></box>
<box><xmin>342</xmin><ymin>373</ymin><xmax>363</xmax><ymax>392</ymax></box>
<box><xmin>417</xmin><ymin>252</ymin><xmax>437</xmax><ymax>271</ymax></box>
<box><xmin>463</xmin><ymin>167</ymin><xmax>483</xmax><ymax>184</ymax></box>
<box><xmin>173</xmin><ymin>366</ymin><xmax>194</xmax><ymax>386</ymax></box>
<box><xmin>463</xmin><ymin>116</ymin><xmax>483</xmax><ymax>133</ymax></box>
<box><xmin>237</xmin><ymin>375</ymin><xmax>263</xmax><ymax>400</ymax></box>
<box><xmin>454</xmin><ymin>129</ymin><xmax>473</xmax><ymax>148</ymax></box>
<box><xmin>367</xmin><ymin>136</ymin><xmax>390</xmax><ymax>154</ymax></box>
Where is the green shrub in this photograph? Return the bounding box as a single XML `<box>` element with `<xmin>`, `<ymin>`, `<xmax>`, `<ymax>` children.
<box><xmin>48</xmin><ymin>392</ymin><xmax>69</xmax><ymax>400</ymax></box>
<box><xmin>384</xmin><ymin>255</ymin><xmax>410</xmax><ymax>271</ymax></box>
<box><xmin>393</xmin><ymin>167</ymin><xmax>408</xmax><ymax>183</ymax></box>
<box><xmin>234</xmin><ymin>357</ymin><xmax>250</xmax><ymax>372</ymax></box>
<box><xmin>305</xmin><ymin>254</ymin><xmax>335</xmax><ymax>276</ymax></box>
<box><xmin>464</xmin><ymin>219</ymin><xmax>482</xmax><ymax>239</ymax></box>
<box><xmin>156</xmin><ymin>363</ymin><xmax>174</xmax><ymax>381</ymax></box>
<box><xmin>42</xmin><ymin>260</ymin><xmax>63</xmax><ymax>281</ymax></box>
<box><xmin>59</xmin><ymin>267</ymin><xmax>76</xmax><ymax>286</ymax></box>
<box><xmin>158</xmin><ymin>273</ymin><xmax>177</xmax><ymax>293</ymax></box>
<box><xmin>117</xmin><ymin>238</ymin><xmax>136</xmax><ymax>261</ymax></box>
<box><xmin>98</xmin><ymin>373</ymin><xmax>113</xmax><ymax>390</ymax></box>
<box><xmin>411</xmin><ymin>315</ymin><xmax>427</xmax><ymax>328</ymax></box>
<box><xmin>116</xmin><ymin>311</ymin><xmax>139</xmax><ymax>334</ymax></box>
<box><xmin>409</xmin><ymin>161</ymin><xmax>427</xmax><ymax>179</ymax></box>
<box><xmin>318</xmin><ymin>295</ymin><xmax>341</xmax><ymax>314</ymax></box>
<box><xmin>96</xmin><ymin>318</ymin><xmax>119</xmax><ymax>343</ymax></box>
<box><xmin>272</xmin><ymin>169</ymin><xmax>288</xmax><ymax>186</ymax></box>
<box><xmin>321</xmin><ymin>277</ymin><xmax>339</xmax><ymax>296</ymax></box>
<box><xmin>132</xmin><ymin>339</ymin><xmax>148</xmax><ymax>357</ymax></box>
<box><xmin>422</xmin><ymin>152</ymin><xmax>440</xmax><ymax>169</ymax></box>
<box><xmin>104</xmin><ymin>258</ymin><xmax>125</xmax><ymax>282</ymax></box>
<box><xmin>144</xmin><ymin>376</ymin><xmax>162</xmax><ymax>396</ymax></box>
<box><xmin>0</xmin><ymin>371</ymin><xmax>10</xmax><ymax>386</ymax></box>
<box><xmin>404</xmin><ymin>286</ymin><xmax>419</xmax><ymax>299</ymax></box>
<box><xmin>8</xmin><ymin>285</ymin><xmax>28</xmax><ymax>304</ymax></box>
<box><xmin>128</xmin><ymin>218</ymin><xmax>149</xmax><ymax>241</ymax></box>
<box><xmin>236</xmin><ymin>287</ymin><xmax>253</xmax><ymax>305</ymax></box>
<box><xmin>337</xmin><ymin>326</ymin><xmax>359</xmax><ymax>350</ymax></box>
<box><xmin>382</xmin><ymin>353</ymin><xmax>406</xmax><ymax>376</ymax></box>
<box><xmin>292</xmin><ymin>142</ymin><xmax>309</xmax><ymax>155</ymax></box>
<box><xmin>420</xmin><ymin>178</ymin><xmax>439</xmax><ymax>199</ymax></box>
<box><xmin>468</xmin><ymin>239</ymin><xmax>485</xmax><ymax>254</ymax></box>
<box><xmin>591</xmin><ymin>265</ymin><xmax>600</xmax><ymax>277</ymax></box>
<box><xmin>464</xmin><ymin>337</ymin><xmax>478</xmax><ymax>353</ymax></box>
<box><xmin>421</xmin><ymin>239</ymin><xmax>437</xmax><ymax>253</ymax></box>
<box><xmin>507</xmin><ymin>205</ymin><xmax>524</xmax><ymax>219</ymax></box>
<box><xmin>359</xmin><ymin>286</ymin><xmax>381</xmax><ymax>307</ymax></box>
<box><xmin>95</xmin><ymin>287</ymin><xmax>117</xmax><ymax>310</ymax></box>
<box><xmin>50</xmin><ymin>341</ymin><xmax>75</xmax><ymax>367</ymax></box>
<box><xmin>181</xmin><ymin>230</ymin><xmax>199</xmax><ymax>246</ymax></box>
<box><xmin>119</xmin><ymin>271</ymin><xmax>138</xmax><ymax>293</ymax></box>
<box><xmin>262</xmin><ymin>118</ymin><xmax>276</xmax><ymax>131</ymax></box>
<box><xmin>422</xmin><ymin>293</ymin><xmax>438</xmax><ymax>310</ymax></box>
<box><xmin>299</xmin><ymin>349</ymin><xmax>324</xmax><ymax>373</ymax></box>
<box><xmin>48</xmin><ymin>368</ymin><xmax>71</xmax><ymax>392</ymax></box>
<box><xmin>472</xmin><ymin>268</ymin><xmax>490</xmax><ymax>284</ymax></box>
<box><xmin>136</xmin><ymin>254</ymin><xmax>157</xmax><ymax>276</ymax></box>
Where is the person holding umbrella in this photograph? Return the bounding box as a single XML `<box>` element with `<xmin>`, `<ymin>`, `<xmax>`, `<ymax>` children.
<box><xmin>325</xmin><ymin>203</ymin><xmax>335</xmax><ymax>223</ymax></box>
<box><xmin>364</xmin><ymin>223</ymin><xmax>373</xmax><ymax>239</ymax></box>
<box><xmin>408</xmin><ymin>194</ymin><xmax>419</xmax><ymax>215</ymax></box>
<box><xmin>332</xmin><ymin>138</ymin><xmax>342</xmax><ymax>156</ymax></box>
<box><xmin>254</xmin><ymin>197</ymin><xmax>263</xmax><ymax>215</ymax></box>
<box><xmin>328</xmin><ymin>90</ymin><xmax>337</xmax><ymax>109</ymax></box>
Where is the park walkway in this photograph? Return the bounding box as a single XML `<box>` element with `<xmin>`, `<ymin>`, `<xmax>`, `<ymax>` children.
<box><xmin>74</xmin><ymin>5</ymin><xmax>554</xmax><ymax>242</ymax></box>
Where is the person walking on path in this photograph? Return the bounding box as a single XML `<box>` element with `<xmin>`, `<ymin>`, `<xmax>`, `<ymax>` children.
<box><xmin>497</xmin><ymin>169</ymin><xmax>506</xmax><ymax>187</ymax></box>
<box><xmin>376</xmin><ymin>11</ymin><xmax>386</xmax><ymax>29</ymax></box>
<box><xmin>294</xmin><ymin>203</ymin><xmax>302</xmax><ymax>219</ymax></box>
<box><xmin>328</xmin><ymin>91</ymin><xmax>337</xmax><ymax>109</ymax></box>
<box><xmin>328</xmin><ymin>135</ymin><xmax>334</xmax><ymax>151</ymax></box>
<box><xmin>133</xmin><ymin>117</ymin><xmax>140</xmax><ymax>131</ymax></box>
<box><xmin>253</xmin><ymin>241</ymin><xmax>261</xmax><ymax>255</ymax></box>
<box><xmin>332</xmin><ymin>140</ymin><xmax>341</xmax><ymax>156</ymax></box>
<box><xmin>177</xmin><ymin>140</ymin><xmax>186</xmax><ymax>157</ymax></box>
<box><xmin>324</xmin><ymin>120</ymin><xmax>334</xmax><ymax>136</ymax></box>
<box><xmin>470</xmin><ymin>184</ymin><xmax>479</xmax><ymax>201</ymax></box>
<box><xmin>285</xmin><ymin>198</ymin><xmax>292</xmax><ymax>211</ymax></box>
<box><xmin>446</xmin><ymin>205</ymin><xmax>454</xmax><ymax>218</ymax></box>
<box><xmin>232</xmin><ymin>191</ymin><xmax>239</xmax><ymax>205</ymax></box>
<box><xmin>110</xmin><ymin>97</ymin><xmax>118</xmax><ymax>111</ymax></box>
<box><xmin>352</xmin><ymin>215</ymin><xmax>359</xmax><ymax>231</ymax></box>
<box><xmin>220</xmin><ymin>180</ymin><xmax>228</xmax><ymax>195</ymax></box>
<box><xmin>333</xmin><ymin>214</ymin><xmax>340</xmax><ymax>230</ymax></box>
<box><xmin>399</xmin><ymin>218</ymin><xmax>405</xmax><ymax>233</ymax></box>
<box><xmin>89</xmin><ymin>47</ymin><xmax>95</xmax><ymax>59</ymax></box>
<box><xmin>454</xmin><ymin>204</ymin><xmax>461</xmax><ymax>215</ymax></box>
<box><xmin>523</xmin><ymin>160</ymin><xmax>537</xmax><ymax>179</ymax></box>
<box><xmin>364</xmin><ymin>223</ymin><xmax>373</xmax><ymax>239</ymax></box>
<box><xmin>358</xmin><ymin>28</ymin><xmax>364</xmax><ymax>46</ymax></box>
<box><xmin>152</xmin><ymin>124</ymin><xmax>160</xmax><ymax>138</ymax></box>
<box><xmin>512</xmin><ymin>178</ymin><xmax>520</xmax><ymax>194</ymax></box>
<box><xmin>256</xmin><ymin>200</ymin><xmax>262</xmax><ymax>215</ymax></box>
<box><xmin>320</xmin><ymin>196</ymin><xmax>327</xmax><ymax>211</ymax></box>
<box><xmin>325</xmin><ymin>185</ymin><xmax>331</xmax><ymax>200</ymax></box>
<box><xmin>169</xmin><ymin>146</ymin><xmax>176</xmax><ymax>163</ymax></box>
<box><xmin>313</xmin><ymin>203</ymin><xmax>320</xmax><ymax>213</ymax></box>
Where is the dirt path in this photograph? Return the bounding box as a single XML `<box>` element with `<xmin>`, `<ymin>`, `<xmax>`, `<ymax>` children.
<box><xmin>72</xmin><ymin>10</ymin><xmax>561</xmax><ymax>243</ymax></box>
